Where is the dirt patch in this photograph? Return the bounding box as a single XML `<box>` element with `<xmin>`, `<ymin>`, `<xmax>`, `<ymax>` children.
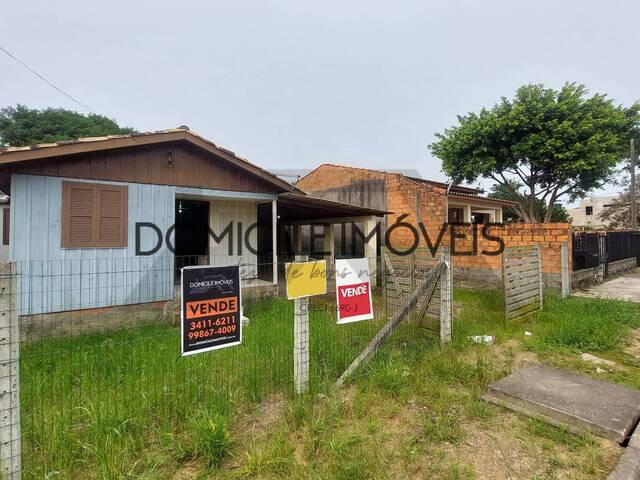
<box><xmin>625</xmin><ymin>329</ymin><xmax>640</xmax><ymax>359</ymax></box>
<box><xmin>462</xmin><ymin>338</ymin><xmax>538</xmax><ymax>373</ymax></box>
<box><xmin>382</xmin><ymin>398</ymin><xmax>423</xmax><ymax>438</ymax></box>
<box><xmin>458</xmin><ymin>413</ymin><xmax>622</xmax><ymax>480</ymax></box>
<box><xmin>458</xmin><ymin>416</ymin><xmax>538</xmax><ymax>479</ymax></box>
<box><xmin>173</xmin><ymin>461</ymin><xmax>201</xmax><ymax>480</ymax></box>
<box><xmin>232</xmin><ymin>393</ymin><xmax>286</xmax><ymax>438</ymax></box>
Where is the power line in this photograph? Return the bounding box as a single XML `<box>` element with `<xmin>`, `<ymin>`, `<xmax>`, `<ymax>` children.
<box><xmin>0</xmin><ymin>45</ymin><xmax>96</xmax><ymax>114</ymax></box>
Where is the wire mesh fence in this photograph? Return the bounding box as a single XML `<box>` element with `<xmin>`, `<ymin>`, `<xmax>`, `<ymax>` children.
<box><xmin>383</xmin><ymin>247</ymin><xmax>444</xmax><ymax>338</ymax></box>
<box><xmin>12</xmin><ymin>253</ymin><xmax>446</xmax><ymax>478</ymax></box>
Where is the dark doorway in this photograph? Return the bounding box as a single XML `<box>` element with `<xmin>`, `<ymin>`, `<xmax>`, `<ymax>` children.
<box><xmin>175</xmin><ymin>199</ymin><xmax>209</xmax><ymax>273</ymax></box>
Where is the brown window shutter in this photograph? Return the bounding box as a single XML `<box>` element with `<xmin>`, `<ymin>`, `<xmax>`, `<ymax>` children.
<box><xmin>62</xmin><ymin>182</ymin><xmax>96</xmax><ymax>247</ymax></box>
<box><xmin>62</xmin><ymin>182</ymin><xmax>128</xmax><ymax>248</ymax></box>
<box><xmin>96</xmin><ymin>185</ymin><xmax>127</xmax><ymax>247</ymax></box>
<box><xmin>2</xmin><ymin>208</ymin><xmax>9</xmax><ymax>246</ymax></box>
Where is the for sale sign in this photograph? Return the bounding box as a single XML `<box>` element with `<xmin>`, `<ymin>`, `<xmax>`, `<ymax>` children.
<box><xmin>335</xmin><ymin>258</ymin><xmax>374</xmax><ymax>324</ymax></box>
<box><xmin>285</xmin><ymin>260</ymin><xmax>327</xmax><ymax>300</ymax></box>
<box><xmin>181</xmin><ymin>265</ymin><xmax>242</xmax><ymax>356</ymax></box>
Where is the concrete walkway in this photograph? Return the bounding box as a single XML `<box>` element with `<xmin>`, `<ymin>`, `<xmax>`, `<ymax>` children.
<box><xmin>483</xmin><ymin>364</ymin><xmax>640</xmax><ymax>444</ymax></box>
<box><xmin>573</xmin><ymin>269</ymin><xmax>640</xmax><ymax>303</ymax></box>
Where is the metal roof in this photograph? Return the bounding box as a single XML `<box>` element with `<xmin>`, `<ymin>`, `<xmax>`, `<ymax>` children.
<box><xmin>277</xmin><ymin>192</ymin><xmax>389</xmax><ymax>222</ymax></box>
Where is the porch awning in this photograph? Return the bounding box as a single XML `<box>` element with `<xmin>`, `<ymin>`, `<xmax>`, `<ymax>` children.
<box><xmin>276</xmin><ymin>192</ymin><xmax>388</xmax><ymax>223</ymax></box>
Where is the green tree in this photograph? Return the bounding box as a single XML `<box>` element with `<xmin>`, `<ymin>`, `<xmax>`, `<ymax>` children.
<box><xmin>489</xmin><ymin>180</ymin><xmax>571</xmax><ymax>223</ymax></box>
<box><xmin>0</xmin><ymin>105</ymin><xmax>134</xmax><ymax>147</ymax></box>
<box><xmin>430</xmin><ymin>83</ymin><xmax>639</xmax><ymax>223</ymax></box>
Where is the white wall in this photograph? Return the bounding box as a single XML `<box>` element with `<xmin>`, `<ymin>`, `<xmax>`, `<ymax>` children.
<box><xmin>11</xmin><ymin>174</ymin><xmax>175</xmax><ymax>314</ymax></box>
<box><xmin>11</xmin><ymin>174</ymin><xmax>276</xmax><ymax>314</ymax></box>
<box><xmin>567</xmin><ymin>196</ymin><xmax>616</xmax><ymax>228</ymax></box>
<box><xmin>209</xmin><ymin>199</ymin><xmax>258</xmax><ymax>278</ymax></box>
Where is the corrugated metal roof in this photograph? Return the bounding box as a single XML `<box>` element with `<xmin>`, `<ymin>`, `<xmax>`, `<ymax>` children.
<box><xmin>278</xmin><ymin>192</ymin><xmax>389</xmax><ymax>219</ymax></box>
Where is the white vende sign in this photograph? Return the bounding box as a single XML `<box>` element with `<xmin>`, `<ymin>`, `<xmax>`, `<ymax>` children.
<box><xmin>335</xmin><ymin>258</ymin><xmax>374</xmax><ymax>324</ymax></box>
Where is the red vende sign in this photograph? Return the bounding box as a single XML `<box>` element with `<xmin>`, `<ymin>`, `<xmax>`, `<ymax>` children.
<box><xmin>337</xmin><ymin>281</ymin><xmax>372</xmax><ymax>319</ymax></box>
<box><xmin>335</xmin><ymin>258</ymin><xmax>374</xmax><ymax>324</ymax></box>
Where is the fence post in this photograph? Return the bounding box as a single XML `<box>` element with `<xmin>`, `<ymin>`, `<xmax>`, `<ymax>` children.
<box><xmin>293</xmin><ymin>255</ymin><xmax>309</xmax><ymax>394</ymax></box>
<box><xmin>561</xmin><ymin>242</ymin><xmax>570</xmax><ymax>298</ymax></box>
<box><xmin>440</xmin><ymin>248</ymin><xmax>452</xmax><ymax>344</ymax></box>
<box><xmin>382</xmin><ymin>248</ymin><xmax>387</xmax><ymax>320</ymax></box>
<box><xmin>0</xmin><ymin>262</ymin><xmax>20</xmax><ymax>479</ymax></box>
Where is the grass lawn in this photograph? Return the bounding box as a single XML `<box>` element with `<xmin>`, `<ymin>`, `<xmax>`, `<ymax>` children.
<box><xmin>20</xmin><ymin>289</ymin><xmax>640</xmax><ymax>479</ymax></box>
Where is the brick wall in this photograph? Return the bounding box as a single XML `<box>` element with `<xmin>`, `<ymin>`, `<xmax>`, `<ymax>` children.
<box><xmin>385</xmin><ymin>174</ymin><xmax>447</xmax><ymax>246</ymax></box>
<box><xmin>449</xmin><ymin>223</ymin><xmax>571</xmax><ymax>290</ymax></box>
<box><xmin>299</xmin><ymin>165</ymin><xmax>572</xmax><ymax>291</ymax></box>
<box><xmin>297</xmin><ymin>164</ymin><xmax>386</xmax><ymax>193</ymax></box>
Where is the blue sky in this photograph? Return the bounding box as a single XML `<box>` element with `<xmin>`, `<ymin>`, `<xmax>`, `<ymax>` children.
<box><xmin>2</xmin><ymin>0</ymin><xmax>638</xmax><ymax>204</ymax></box>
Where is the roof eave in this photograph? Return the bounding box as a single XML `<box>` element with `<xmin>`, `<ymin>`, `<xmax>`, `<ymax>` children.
<box><xmin>447</xmin><ymin>193</ymin><xmax>518</xmax><ymax>206</ymax></box>
<box><xmin>0</xmin><ymin>130</ymin><xmax>295</xmax><ymax>193</ymax></box>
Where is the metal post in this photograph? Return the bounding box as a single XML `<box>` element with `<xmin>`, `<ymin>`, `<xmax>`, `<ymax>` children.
<box><xmin>293</xmin><ymin>254</ymin><xmax>309</xmax><ymax>394</ymax></box>
<box><xmin>631</xmin><ymin>138</ymin><xmax>637</xmax><ymax>231</ymax></box>
<box><xmin>363</xmin><ymin>217</ymin><xmax>377</xmax><ymax>288</ymax></box>
<box><xmin>0</xmin><ymin>262</ymin><xmax>20</xmax><ymax>478</ymax></box>
<box><xmin>560</xmin><ymin>242</ymin><xmax>570</xmax><ymax>298</ymax></box>
<box><xmin>272</xmin><ymin>199</ymin><xmax>278</xmax><ymax>285</ymax></box>
<box><xmin>440</xmin><ymin>248</ymin><xmax>452</xmax><ymax>344</ymax></box>
<box><xmin>323</xmin><ymin>224</ymin><xmax>335</xmax><ymax>293</ymax></box>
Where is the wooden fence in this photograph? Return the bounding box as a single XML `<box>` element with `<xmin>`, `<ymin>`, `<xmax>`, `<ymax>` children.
<box><xmin>503</xmin><ymin>244</ymin><xmax>543</xmax><ymax>321</ymax></box>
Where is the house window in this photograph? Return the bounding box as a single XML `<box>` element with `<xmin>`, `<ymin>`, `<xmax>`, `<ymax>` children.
<box><xmin>585</xmin><ymin>206</ymin><xmax>593</xmax><ymax>216</ymax></box>
<box><xmin>62</xmin><ymin>182</ymin><xmax>128</xmax><ymax>248</ymax></box>
<box><xmin>448</xmin><ymin>207</ymin><xmax>464</xmax><ymax>223</ymax></box>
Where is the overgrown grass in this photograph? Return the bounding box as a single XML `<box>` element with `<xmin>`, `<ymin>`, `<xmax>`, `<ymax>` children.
<box><xmin>20</xmin><ymin>296</ymin><xmax>385</xmax><ymax>479</ymax></box>
<box><xmin>527</xmin><ymin>295</ymin><xmax>640</xmax><ymax>353</ymax></box>
<box><xmin>21</xmin><ymin>287</ymin><xmax>640</xmax><ymax>478</ymax></box>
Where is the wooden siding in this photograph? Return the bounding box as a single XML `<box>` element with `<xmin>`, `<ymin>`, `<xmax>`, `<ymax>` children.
<box><xmin>4</xmin><ymin>142</ymin><xmax>279</xmax><ymax>194</ymax></box>
<box><xmin>503</xmin><ymin>244</ymin><xmax>543</xmax><ymax>321</ymax></box>
<box><xmin>11</xmin><ymin>174</ymin><xmax>175</xmax><ymax>315</ymax></box>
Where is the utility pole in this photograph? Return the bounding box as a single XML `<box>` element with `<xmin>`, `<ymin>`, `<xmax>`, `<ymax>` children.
<box><xmin>631</xmin><ymin>138</ymin><xmax>637</xmax><ymax>230</ymax></box>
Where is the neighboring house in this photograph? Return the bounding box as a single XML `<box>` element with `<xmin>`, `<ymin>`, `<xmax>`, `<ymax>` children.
<box><xmin>297</xmin><ymin>164</ymin><xmax>574</xmax><ymax>291</ymax></box>
<box><xmin>567</xmin><ymin>195</ymin><xmax>616</xmax><ymax>229</ymax></box>
<box><xmin>270</xmin><ymin>168</ymin><xmax>423</xmax><ymax>184</ymax></box>
<box><xmin>0</xmin><ymin>128</ymin><xmax>384</xmax><ymax>314</ymax></box>
<box><xmin>297</xmin><ymin>163</ymin><xmax>513</xmax><ymax>230</ymax></box>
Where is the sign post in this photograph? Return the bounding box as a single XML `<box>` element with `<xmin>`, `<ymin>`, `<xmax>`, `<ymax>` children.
<box><xmin>180</xmin><ymin>265</ymin><xmax>242</xmax><ymax>356</ymax></box>
<box><xmin>285</xmin><ymin>257</ymin><xmax>327</xmax><ymax>393</ymax></box>
<box><xmin>335</xmin><ymin>258</ymin><xmax>374</xmax><ymax>324</ymax></box>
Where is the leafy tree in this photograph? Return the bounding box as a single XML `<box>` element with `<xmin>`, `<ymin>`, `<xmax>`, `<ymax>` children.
<box><xmin>599</xmin><ymin>175</ymin><xmax>639</xmax><ymax>228</ymax></box>
<box><xmin>0</xmin><ymin>104</ymin><xmax>134</xmax><ymax>147</ymax></box>
<box><xmin>489</xmin><ymin>180</ymin><xmax>571</xmax><ymax>222</ymax></box>
<box><xmin>430</xmin><ymin>83</ymin><xmax>639</xmax><ymax>223</ymax></box>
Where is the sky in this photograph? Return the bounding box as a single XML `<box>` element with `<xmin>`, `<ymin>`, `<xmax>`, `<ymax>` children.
<box><xmin>2</xmin><ymin>0</ymin><xmax>638</xmax><ymax>204</ymax></box>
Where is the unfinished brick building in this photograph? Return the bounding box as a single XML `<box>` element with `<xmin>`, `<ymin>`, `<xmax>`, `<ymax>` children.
<box><xmin>297</xmin><ymin>164</ymin><xmax>571</xmax><ymax>289</ymax></box>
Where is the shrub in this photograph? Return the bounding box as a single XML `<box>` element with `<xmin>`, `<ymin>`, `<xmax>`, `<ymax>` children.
<box><xmin>189</xmin><ymin>411</ymin><xmax>231</xmax><ymax>468</ymax></box>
